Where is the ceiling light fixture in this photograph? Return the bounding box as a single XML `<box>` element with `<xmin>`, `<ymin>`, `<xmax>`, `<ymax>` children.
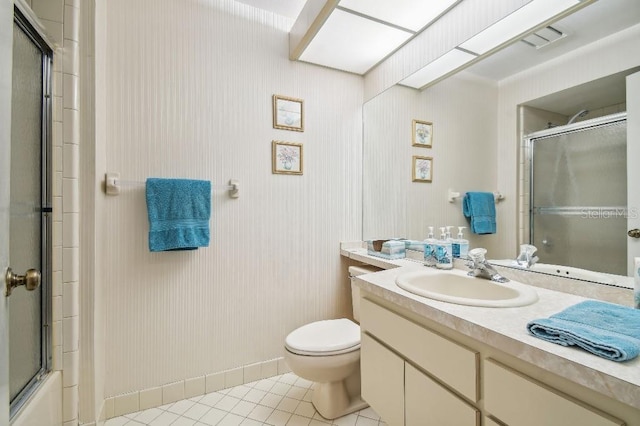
<box><xmin>400</xmin><ymin>48</ymin><xmax>477</xmax><ymax>89</ymax></box>
<box><xmin>459</xmin><ymin>0</ymin><xmax>579</xmax><ymax>55</ymax></box>
<box><xmin>400</xmin><ymin>0</ymin><xmax>590</xmax><ymax>90</ymax></box>
<box><xmin>290</xmin><ymin>0</ymin><xmax>461</xmax><ymax>75</ymax></box>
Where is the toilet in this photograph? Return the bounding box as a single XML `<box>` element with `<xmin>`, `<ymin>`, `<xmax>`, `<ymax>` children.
<box><xmin>284</xmin><ymin>265</ymin><xmax>380</xmax><ymax>420</ymax></box>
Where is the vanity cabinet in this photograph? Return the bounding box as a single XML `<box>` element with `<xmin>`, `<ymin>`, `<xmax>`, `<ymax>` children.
<box><xmin>359</xmin><ymin>295</ymin><xmax>628</xmax><ymax>426</ymax></box>
<box><xmin>405</xmin><ymin>363</ymin><xmax>479</xmax><ymax>426</ymax></box>
<box><xmin>484</xmin><ymin>359</ymin><xmax>624</xmax><ymax>426</ymax></box>
<box><xmin>360</xmin><ymin>297</ymin><xmax>480</xmax><ymax>426</ymax></box>
<box><xmin>361</xmin><ymin>333</ymin><xmax>405</xmax><ymax>426</ymax></box>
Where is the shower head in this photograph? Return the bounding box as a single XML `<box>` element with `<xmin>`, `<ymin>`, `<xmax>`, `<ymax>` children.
<box><xmin>567</xmin><ymin>109</ymin><xmax>589</xmax><ymax>125</ymax></box>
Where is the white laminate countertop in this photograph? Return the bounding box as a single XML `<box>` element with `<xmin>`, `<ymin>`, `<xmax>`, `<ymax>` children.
<box><xmin>340</xmin><ymin>245</ymin><xmax>640</xmax><ymax>410</ymax></box>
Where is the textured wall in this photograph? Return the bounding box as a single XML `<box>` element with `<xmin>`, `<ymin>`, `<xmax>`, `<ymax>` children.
<box><xmin>100</xmin><ymin>0</ymin><xmax>363</xmax><ymax>397</ymax></box>
<box><xmin>363</xmin><ymin>74</ymin><xmax>500</xmax><ymax>253</ymax></box>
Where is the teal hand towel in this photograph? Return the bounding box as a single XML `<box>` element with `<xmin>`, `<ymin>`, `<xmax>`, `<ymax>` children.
<box><xmin>145</xmin><ymin>178</ymin><xmax>211</xmax><ymax>252</ymax></box>
<box><xmin>527</xmin><ymin>300</ymin><xmax>640</xmax><ymax>362</ymax></box>
<box><xmin>462</xmin><ymin>192</ymin><xmax>496</xmax><ymax>234</ymax></box>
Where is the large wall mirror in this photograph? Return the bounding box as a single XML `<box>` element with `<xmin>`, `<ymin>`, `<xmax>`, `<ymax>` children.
<box><xmin>363</xmin><ymin>0</ymin><xmax>640</xmax><ymax>286</ymax></box>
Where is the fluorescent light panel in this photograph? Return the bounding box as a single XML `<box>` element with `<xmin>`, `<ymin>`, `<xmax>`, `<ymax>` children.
<box><xmin>338</xmin><ymin>0</ymin><xmax>459</xmax><ymax>32</ymax></box>
<box><xmin>459</xmin><ymin>0</ymin><xmax>579</xmax><ymax>55</ymax></box>
<box><xmin>400</xmin><ymin>49</ymin><xmax>477</xmax><ymax>89</ymax></box>
<box><xmin>299</xmin><ymin>9</ymin><xmax>413</xmax><ymax>74</ymax></box>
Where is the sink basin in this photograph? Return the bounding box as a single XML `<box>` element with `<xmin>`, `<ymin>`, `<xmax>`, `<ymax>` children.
<box><xmin>490</xmin><ymin>259</ymin><xmax>616</xmax><ymax>285</ymax></box>
<box><xmin>395</xmin><ymin>269</ymin><xmax>538</xmax><ymax>307</ymax></box>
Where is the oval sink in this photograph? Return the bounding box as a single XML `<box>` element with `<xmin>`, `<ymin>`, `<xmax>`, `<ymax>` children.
<box><xmin>395</xmin><ymin>269</ymin><xmax>538</xmax><ymax>307</ymax></box>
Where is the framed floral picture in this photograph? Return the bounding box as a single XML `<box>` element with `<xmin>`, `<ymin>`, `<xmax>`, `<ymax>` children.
<box><xmin>412</xmin><ymin>119</ymin><xmax>433</xmax><ymax>148</ymax></box>
<box><xmin>273</xmin><ymin>95</ymin><xmax>304</xmax><ymax>132</ymax></box>
<box><xmin>272</xmin><ymin>141</ymin><xmax>303</xmax><ymax>175</ymax></box>
<box><xmin>412</xmin><ymin>156</ymin><xmax>433</xmax><ymax>182</ymax></box>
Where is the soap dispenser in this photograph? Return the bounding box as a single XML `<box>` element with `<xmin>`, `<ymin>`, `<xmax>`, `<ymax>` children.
<box><xmin>452</xmin><ymin>226</ymin><xmax>469</xmax><ymax>259</ymax></box>
<box><xmin>424</xmin><ymin>226</ymin><xmax>437</xmax><ymax>267</ymax></box>
<box><xmin>435</xmin><ymin>227</ymin><xmax>453</xmax><ymax>270</ymax></box>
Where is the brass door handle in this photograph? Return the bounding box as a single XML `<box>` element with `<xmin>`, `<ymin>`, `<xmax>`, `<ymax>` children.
<box><xmin>628</xmin><ymin>229</ymin><xmax>640</xmax><ymax>239</ymax></box>
<box><xmin>5</xmin><ymin>267</ymin><xmax>41</xmax><ymax>297</ymax></box>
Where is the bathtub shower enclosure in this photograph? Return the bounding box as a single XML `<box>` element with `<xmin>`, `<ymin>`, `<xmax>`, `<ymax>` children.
<box><xmin>2</xmin><ymin>3</ymin><xmax>54</xmax><ymax>420</ymax></box>
<box><xmin>526</xmin><ymin>113</ymin><xmax>628</xmax><ymax>276</ymax></box>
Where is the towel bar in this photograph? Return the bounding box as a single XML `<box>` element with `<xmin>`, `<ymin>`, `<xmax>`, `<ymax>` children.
<box><xmin>104</xmin><ymin>173</ymin><xmax>239</xmax><ymax>198</ymax></box>
<box><xmin>448</xmin><ymin>189</ymin><xmax>504</xmax><ymax>203</ymax></box>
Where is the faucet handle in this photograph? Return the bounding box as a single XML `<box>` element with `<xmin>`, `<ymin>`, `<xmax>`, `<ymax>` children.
<box><xmin>468</xmin><ymin>248</ymin><xmax>487</xmax><ymax>264</ymax></box>
<box><xmin>517</xmin><ymin>244</ymin><xmax>538</xmax><ymax>267</ymax></box>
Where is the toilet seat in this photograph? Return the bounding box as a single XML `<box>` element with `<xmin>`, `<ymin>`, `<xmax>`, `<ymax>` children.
<box><xmin>285</xmin><ymin>319</ymin><xmax>360</xmax><ymax>356</ymax></box>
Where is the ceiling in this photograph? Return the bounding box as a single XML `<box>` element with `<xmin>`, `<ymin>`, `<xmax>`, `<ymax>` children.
<box><xmin>235</xmin><ymin>0</ymin><xmax>306</xmax><ymax>21</ymax></box>
<box><xmin>235</xmin><ymin>0</ymin><xmax>640</xmax><ymax>85</ymax></box>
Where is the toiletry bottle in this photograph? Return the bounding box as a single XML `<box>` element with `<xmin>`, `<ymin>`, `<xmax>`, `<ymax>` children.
<box><xmin>435</xmin><ymin>227</ymin><xmax>453</xmax><ymax>270</ymax></box>
<box><xmin>453</xmin><ymin>226</ymin><xmax>469</xmax><ymax>259</ymax></box>
<box><xmin>424</xmin><ymin>226</ymin><xmax>437</xmax><ymax>267</ymax></box>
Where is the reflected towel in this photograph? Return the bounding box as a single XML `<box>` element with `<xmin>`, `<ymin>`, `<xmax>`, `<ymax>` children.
<box><xmin>145</xmin><ymin>178</ymin><xmax>211</xmax><ymax>252</ymax></box>
<box><xmin>527</xmin><ymin>300</ymin><xmax>640</xmax><ymax>362</ymax></box>
<box><xmin>462</xmin><ymin>192</ymin><xmax>496</xmax><ymax>234</ymax></box>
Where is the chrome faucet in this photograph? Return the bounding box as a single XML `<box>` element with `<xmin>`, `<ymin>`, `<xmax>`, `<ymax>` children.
<box><xmin>516</xmin><ymin>244</ymin><xmax>539</xmax><ymax>268</ymax></box>
<box><xmin>466</xmin><ymin>248</ymin><xmax>509</xmax><ymax>283</ymax></box>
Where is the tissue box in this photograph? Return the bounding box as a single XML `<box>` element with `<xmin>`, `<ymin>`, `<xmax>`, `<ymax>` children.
<box><xmin>404</xmin><ymin>240</ymin><xmax>426</xmax><ymax>252</ymax></box>
<box><xmin>367</xmin><ymin>239</ymin><xmax>406</xmax><ymax>259</ymax></box>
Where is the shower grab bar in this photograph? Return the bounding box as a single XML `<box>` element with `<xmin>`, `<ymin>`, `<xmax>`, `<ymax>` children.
<box><xmin>104</xmin><ymin>173</ymin><xmax>239</xmax><ymax>198</ymax></box>
<box><xmin>533</xmin><ymin>206</ymin><xmax>627</xmax><ymax>217</ymax></box>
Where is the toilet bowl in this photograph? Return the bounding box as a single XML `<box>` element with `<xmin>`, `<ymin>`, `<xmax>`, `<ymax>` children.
<box><xmin>284</xmin><ymin>319</ymin><xmax>367</xmax><ymax>419</ymax></box>
<box><xmin>283</xmin><ymin>265</ymin><xmax>380</xmax><ymax>420</ymax></box>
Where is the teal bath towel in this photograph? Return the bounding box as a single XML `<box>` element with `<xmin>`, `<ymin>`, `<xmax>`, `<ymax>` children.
<box><xmin>145</xmin><ymin>178</ymin><xmax>211</xmax><ymax>252</ymax></box>
<box><xmin>462</xmin><ymin>192</ymin><xmax>496</xmax><ymax>234</ymax></box>
<box><xmin>527</xmin><ymin>300</ymin><xmax>640</xmax><ymax>362</ymax></box>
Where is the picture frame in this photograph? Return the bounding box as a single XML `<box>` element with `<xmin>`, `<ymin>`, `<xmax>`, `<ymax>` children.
<box><xmin>412</xmin><ymin>156</ymin><xmax>433</xmax><ymax>182</ymax></box>
<box><xmin>272</xmin><ymin>141</ymin><xmax>303</xmax><ymax>175</ymax></box>
<box><xmin>412</xmin><ymin>119</ymin><xmax>433</xmax><ymax>148</ymax></box>
<box><xmin>273</xmin><ymin>95</ymin><xmax>304</xmax><ymax>132</ymax></box>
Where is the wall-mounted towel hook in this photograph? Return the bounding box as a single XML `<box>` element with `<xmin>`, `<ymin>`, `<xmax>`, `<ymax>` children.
<box><xmin>228</xmin><ymin>179</ymin><xmax>239</xmax><ymax>198</ymax></box>
<box><xmin>447</xmin><ymin>189</ymin><xmax>461</xmax><ymax>203</ymax></box>
<box><xmin>448</xmin><ymin>188</ymin><xmax>505</xmax><ymax>203</ymax></box>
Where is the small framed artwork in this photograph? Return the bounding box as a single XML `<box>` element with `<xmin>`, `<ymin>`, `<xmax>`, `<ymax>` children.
<box><xmin>412</xmin><ymin>119</ymin><xmax>433</xmax><ymax>148</ymax></box>
<box><xmin>412</xmin><ymin>156</ymin><xmax>433</xmax><ymax>182</ymax></box>
<box><xmin>272</xmin><ymin>141</ymin><xmax>303</xmax><ymax>175</ymax></box>
<box><xmin>273</xmin><ymin>95</ymin><xmax>304</xmax><ymax>132</ymax></box>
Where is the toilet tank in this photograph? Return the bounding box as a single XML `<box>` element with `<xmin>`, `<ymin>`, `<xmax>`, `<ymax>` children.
<box><xmin>348</xmin><ymin>265</ymin><xmax>382</xmax><ymax>323</ymax></box>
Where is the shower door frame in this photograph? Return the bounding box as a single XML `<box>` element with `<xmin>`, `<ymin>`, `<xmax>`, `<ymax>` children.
<box><xmin>525</xmin><ymin>112</ymin><xmax>627</xmax><ymax>272</ymax></box>
<box><xmin>9</xmin><ymin>3</ymin><xmax>54</xmax><ymax>419</ymax></box>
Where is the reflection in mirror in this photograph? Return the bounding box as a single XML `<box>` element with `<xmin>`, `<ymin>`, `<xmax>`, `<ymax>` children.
<box><xmin>527</xmin><ymin>114</ymin><xmax>627</xmax><ymax>276</ymax></box>
<box><xmin>362</xmin><ymin>0</ymin><xmax>640</xmax><ymax>288</ymax></box>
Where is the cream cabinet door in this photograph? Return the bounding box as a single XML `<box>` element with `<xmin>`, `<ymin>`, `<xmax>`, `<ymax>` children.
<box><xmin>405</xmin><ymin>363</ymin><xmax>479</xmax><ymax>426</ymax></box>
<box><xmin>361</xmin><ymin>333</ymin><xmax>404</xmax><ymax>426</ymax></box>
<box><xmin>484</xmin><ymin>359</ymin><xmax>624</xmax><ymax>426</ymax></box>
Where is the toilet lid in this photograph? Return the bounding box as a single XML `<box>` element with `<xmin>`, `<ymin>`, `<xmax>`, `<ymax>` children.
<box><xmin>285</xmin><ymin>319</ymin><xmax>360</xmax><ymax>356</ymax></box>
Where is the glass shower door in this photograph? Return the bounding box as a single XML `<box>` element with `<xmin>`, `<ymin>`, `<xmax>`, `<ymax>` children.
<box><xmin>8</xmin><ymin>9</ymin><xmax>52</xmax><ymax>416</ymax></box>
<box><xmin>530</xmin><ymin>117</ymin><xmax>627</xmax><ymax>275</ymax></box>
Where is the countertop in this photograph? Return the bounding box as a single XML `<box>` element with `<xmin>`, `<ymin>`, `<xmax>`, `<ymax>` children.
<box><xmin>340</xmin><ymin>244</ymin><xmax>640</xmax><ymax>410</ymax></box>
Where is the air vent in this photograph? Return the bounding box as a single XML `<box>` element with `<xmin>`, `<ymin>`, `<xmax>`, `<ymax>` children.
<box><xmin>521</xmin><ymin>25</ymin><xmax>566</xmax><ymax>49</ymax></box>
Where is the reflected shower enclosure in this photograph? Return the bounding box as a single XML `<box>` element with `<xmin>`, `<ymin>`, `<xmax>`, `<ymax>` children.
<box><xmin>527</xmin><ymin>114</ymin><xmax>627</xmax><ymax>275</ymax></box>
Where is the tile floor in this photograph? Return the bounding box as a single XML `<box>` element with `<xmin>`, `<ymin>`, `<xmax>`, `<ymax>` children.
<box><xmin>105</xmin><ymin>372</ymin><xmax>387</xmax><ymax>426</ymax></box>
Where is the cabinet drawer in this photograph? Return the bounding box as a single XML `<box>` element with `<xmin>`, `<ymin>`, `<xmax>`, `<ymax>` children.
<box><xmin>360</xmin><ymin>297</ymin><xmax>479</xmax><ymax>402</ymax></box>
<box><xmin>361</xmin><ymin>333</ymin><xmax>405</xmax><ymax>426</ymax></box>
<box><xmin>484</xmin><ymin>416</ymin><xmax>505</xmax><ymax>426</ymax></box>
<box><xmin>405</xmin><ymin>363</ymin><xmax>479</xmax><ymax>426</ymax></box>
<box><xmin>484</xmin><ymin>359</ymin><xmax>624</xmax><ymax>426</ymax></box>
